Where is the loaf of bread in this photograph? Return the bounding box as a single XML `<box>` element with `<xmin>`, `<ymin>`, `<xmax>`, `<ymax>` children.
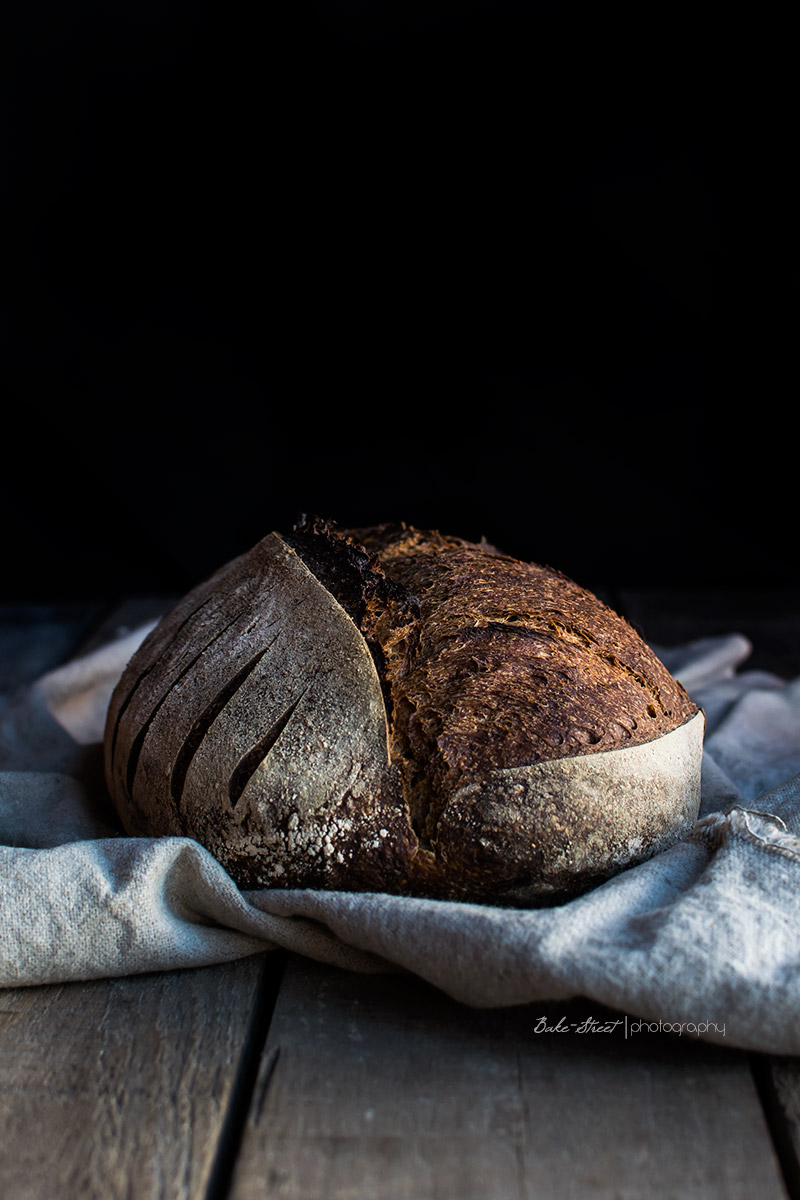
<box><xmin>104</xmin><ymin>517</ymin><xmax>703</xmax><ymax>903</ymax></box>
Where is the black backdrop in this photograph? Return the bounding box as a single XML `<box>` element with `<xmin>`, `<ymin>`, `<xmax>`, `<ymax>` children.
<box><xmin>5</xmin><ymin>2</ymin><xmax>788</xmax><ymax>602</ymax></box>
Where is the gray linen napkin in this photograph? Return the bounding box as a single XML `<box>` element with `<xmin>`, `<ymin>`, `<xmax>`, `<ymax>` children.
<box><xmin>2</xmin><ymin>622</ymin><xmax>799</xmax><ymax>1054</ymax></box>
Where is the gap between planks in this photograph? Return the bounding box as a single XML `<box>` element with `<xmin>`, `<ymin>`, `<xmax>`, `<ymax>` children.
<box><xmin>229</xmin><ymin>954</ymin><xmax>792</xmax><ymax>1200</ymax></box>
<box><xmin>0</xmin><ymin>955</ymin><xmax>281</xmax><ymax>1200</ymax></box>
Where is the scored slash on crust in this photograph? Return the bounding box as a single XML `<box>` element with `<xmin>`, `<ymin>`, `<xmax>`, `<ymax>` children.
<box><xmin>227</xmin><ymin>685</ymin><xmax>310</xmax><ymax>810</ymax></box>
<box><xmin>168</xmin><ymin>629</ymin><xmax>284</xmax><ymax>809</ymax></box>
<box><xmin>107</xmin><ymin>590</ymin><xmax>222</xmax><ymax>774</ymax></box>
<box><xmin>121</xmin><ymin>608</ymin><xmax>249</xmax><ymax>797</ymax></box>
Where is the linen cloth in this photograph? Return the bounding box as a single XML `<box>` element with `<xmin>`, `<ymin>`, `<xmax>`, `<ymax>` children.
<box><xmin>1</xmin><ymin>620</ymin><xmax>799</xmax><ymax>1054</ymax></box>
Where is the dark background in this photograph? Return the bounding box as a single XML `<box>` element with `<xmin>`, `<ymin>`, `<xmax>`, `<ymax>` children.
<box><xmin>4</xmin><ymin>2</ymin><xmax>789</xmax><ymax>603</ymax></box>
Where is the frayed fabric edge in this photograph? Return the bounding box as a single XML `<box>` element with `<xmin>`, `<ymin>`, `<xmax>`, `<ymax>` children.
<box><xmin>694</xmin><ymin>804</ymin><xmax>800</xmax><ymax>864</ymax></box>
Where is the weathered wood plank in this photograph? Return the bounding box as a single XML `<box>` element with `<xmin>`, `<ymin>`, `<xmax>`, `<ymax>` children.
<box><xmin>230</xmin><ymin>954</ymin><xmax>789</xmax><ymax>1200</ymax></box>
<box><xmin>0</xmin><ymin>955</ymin><xmax>273</xmax><ymax>1200</ymax></box>
<box><xmin>751</xmin><ymin>1055</ymin><xmax>800</xmax><ymax>1200</ymax></box>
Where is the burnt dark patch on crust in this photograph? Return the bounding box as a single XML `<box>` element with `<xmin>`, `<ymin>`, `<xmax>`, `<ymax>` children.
<box><xmin>285</xmin><ymin>514</ymin><xmax>419</xmax><ymax>722</ymax></box>
<box><xmin>285</xmin><ymin>515</ymin><xmax>391</xmax><ymax>628</ymax></box>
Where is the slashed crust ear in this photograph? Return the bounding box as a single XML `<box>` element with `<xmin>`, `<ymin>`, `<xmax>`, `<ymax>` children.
<box><xmin>104</xmin><ymin>532</ymin><xmax>418</xmax><ymax>891</ymax></box>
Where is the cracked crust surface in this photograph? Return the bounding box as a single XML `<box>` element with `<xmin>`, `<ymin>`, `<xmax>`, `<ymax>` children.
<box><xmin>340</xmin><ymin>521</ymin><xmax>698</xmax><ymax>847</ymax></box>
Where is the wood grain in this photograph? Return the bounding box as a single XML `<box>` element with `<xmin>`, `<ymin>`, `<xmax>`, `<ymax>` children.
<box><xmin>751</xmin><ymin>1055</ymin><xmax>800</xmax><ymax>1199</ymax></box>
<box><xmin>771</xmin><ymin>1060</ymin><xmax>800</xmax><ymax>1197</ymax></box>
<box><xmin>230</xmin><ymin>954</ymin><xmax>789</xmax><ymax>1200</ymax></box>
<box><xmin>0</xmin><ymin>955</ymin><xmax>272</xmax><ymax>1200</ymax></box>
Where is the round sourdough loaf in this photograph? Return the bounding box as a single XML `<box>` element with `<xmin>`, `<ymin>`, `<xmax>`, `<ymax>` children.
<box><xmin>104</xmin><ymin>517</ymin><xmax>704</xmax><ymax>903</ymax></box>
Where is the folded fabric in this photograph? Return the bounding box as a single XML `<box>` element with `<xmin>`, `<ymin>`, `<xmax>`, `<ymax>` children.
<box><xmin>1</xmin><ymin>622</ymin><xmax>799</xmax><ymax>1055</ymax></box>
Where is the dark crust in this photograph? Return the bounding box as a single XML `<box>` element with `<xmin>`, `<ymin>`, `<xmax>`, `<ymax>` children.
<box><xmin>359</xmin><ymin>526</ymin><xmax>697</xmax><ymax>845</ymax></box>
<box><xmin>287</xmin><ymin>517</ymin><xmax>698</xmax><ymax>854</ymax></box>
<box><xmin>105</xmin><ymin>516</ymin><xmax>701</xmax><ymax>905</ymax></box>
<box><xmin>284</xmin><ymin>515</ymin><xmax>405</xmax><ymax>628</ymax></box>
<box><xmin>284</xmin><ymin>515</ymin><xmax>419</xmax><ymax>717</ymax></box>
<box><xmin>210</xmin><ymin>778</ymin><xmax>419</xmax><ymax>895</ymax></box>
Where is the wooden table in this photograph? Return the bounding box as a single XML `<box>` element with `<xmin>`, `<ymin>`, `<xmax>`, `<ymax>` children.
<box><xmin>1</xmin><ymin>590</ymin><xmax>799</xmax><ymax>1200</ymax></box>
